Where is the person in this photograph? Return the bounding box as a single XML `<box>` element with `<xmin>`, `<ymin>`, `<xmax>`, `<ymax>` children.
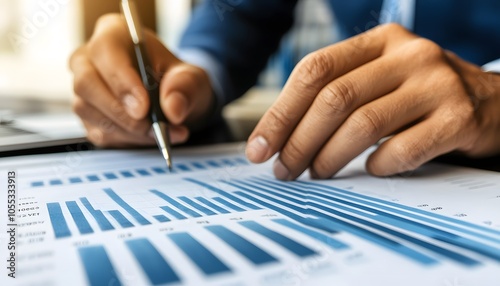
<box><xmin>69</xmin><ymin>0</ymin><xmax>500</xmax><ymax>181</ymax></box>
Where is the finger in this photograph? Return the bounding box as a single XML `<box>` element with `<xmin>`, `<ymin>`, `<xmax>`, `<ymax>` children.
<box><xmin>246</xmin><ymin>24</ymin><xmax>412</xmax><ymax>164</ymax></box>
<box><xmin>274</xmin><ymin>54</ymin><xmax>407</xmax><ymax>180</ymax></box>
<box><xmin>85</xmin><ymin>15</ymin><xmax>151</xmax><ymax>119</ymax></box>
<box><xmin>81</xmin><ymin>112</ymin><xmax>189</xmax><ymax>149</ymax></box>
<box><xmin>160</xmin><ymin>64</ymin><xmax>213</xmax><ymax>125</ymax></box>
<box><xmin>310</xmin><ymin>80</ymin><xmax>435</xmax><ymax>179</ymax></box>
<box><xmin>71</xmin><ymin>55</ymin><xmax>151</xmax><ymax>137</ymax></box>
<box><xmin>365</xmin><ymin>108</ymin><xmax>467</xmax><ymax>176</ymax></box>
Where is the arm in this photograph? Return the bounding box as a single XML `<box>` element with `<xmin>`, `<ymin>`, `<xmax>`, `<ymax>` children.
<box><xmin>179</xmin><ymin>0</ymin><xmax>298</xmax><ymax>106</ymax></box>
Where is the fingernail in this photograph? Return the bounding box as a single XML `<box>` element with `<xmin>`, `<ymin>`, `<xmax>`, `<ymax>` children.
<box><xmin>273</xmin><ymin>159</ymin><xmax>291</xmax><ymax>181</ymax></box>
<box><xmin>123</xmin><ymin>93</ymin><xmax>140</xmax><ymax>118</ymax></box>
<box><xmin>246</xmin><ymin>136</ymin><xmax>269</xmax><ymax>162</ymax></box>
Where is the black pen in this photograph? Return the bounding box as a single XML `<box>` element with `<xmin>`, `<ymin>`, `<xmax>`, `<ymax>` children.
<box><xmin>121</xmin><ymin>0</ymin><xmax>173</xmax><ymax>170</ymax></box>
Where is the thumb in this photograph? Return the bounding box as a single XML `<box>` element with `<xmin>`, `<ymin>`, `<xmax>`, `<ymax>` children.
<box><xmin>160</xmin><ymin>63</ymin><xmax>214</xmax><ymax>126</ymax></box>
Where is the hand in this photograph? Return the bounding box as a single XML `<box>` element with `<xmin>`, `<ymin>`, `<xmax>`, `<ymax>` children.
<box><xmin>246</xmin><ymin>23</ymin><xmax>500</xmax><ymax>180</ymax></box>
<box><xmin>69</xmin><ymin>14</ymin><xmax>214</xmax><ymax>147</ymax></box>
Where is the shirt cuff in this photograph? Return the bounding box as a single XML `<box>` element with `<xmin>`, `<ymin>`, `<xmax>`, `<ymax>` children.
<box><xmin>177</xmin><ymin>49</ymin><xmax>230</xmax><ymax>109</ymax></box>
<box><xmin>482</xmin><ymin>59</ymin><xmax>500</xmax><ymax>73</ymax></box>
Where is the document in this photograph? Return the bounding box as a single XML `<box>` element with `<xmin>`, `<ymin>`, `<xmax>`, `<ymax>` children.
<box><xmin>0</xmin><ymin>143</ymin><xmax>499</xmax><ymax>286</ymax></box>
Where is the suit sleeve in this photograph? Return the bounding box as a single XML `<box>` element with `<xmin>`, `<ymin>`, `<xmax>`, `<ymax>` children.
<box><xmin>179</xmin><ymin>0</ymin><xmax>298</xmax><ymax>106</ymax></box>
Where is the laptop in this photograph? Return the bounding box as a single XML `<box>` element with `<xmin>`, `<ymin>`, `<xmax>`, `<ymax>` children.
<box><xmin>0</xmin><ymin>111</ymin><xmax>86</xmax><ymax>152</ymax></box>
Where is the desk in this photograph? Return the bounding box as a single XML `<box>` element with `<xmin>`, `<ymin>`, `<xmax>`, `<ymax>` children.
<box><xmin>2</xmin><ymin>88</ymin><xmax>499</xmax><ymax>173</ymax></box>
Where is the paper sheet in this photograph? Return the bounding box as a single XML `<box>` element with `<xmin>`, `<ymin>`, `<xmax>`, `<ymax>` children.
<box><xmin>0</xmin><ymin>143</ymin><xmax>499</xmax><ymax>286</ymax></box>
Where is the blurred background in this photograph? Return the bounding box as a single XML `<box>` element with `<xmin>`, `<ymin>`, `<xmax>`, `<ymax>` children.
<box><xmin>0</xmin><ymin>0</ymin><xmax>338</xmax><ymax>138</ymax></box>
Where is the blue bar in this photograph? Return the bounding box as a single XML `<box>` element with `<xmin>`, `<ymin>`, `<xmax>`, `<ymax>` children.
<box><xmin>78</xmin><ymin>246</ymin><xmax>121</xmax><ymax>286</ymax></box>
<box><xmin>175</xmin><ymin>164</ymin><xmax>191</xmax><ymax>172</ymax></box>
<box><xmin>272</xmin><ymin>219</ymin><xmax>349</xmax><ymax>250</ymax></box>
<box><xmin>168</xmin><ymin>232</ymin><xmax>231</xmax><ymax>275</ymax></box>
<box><xmin>136</xmin><ymin>169</ymin><xmax>151</xmax><ymax>176</ymax></box>
<box><xmin>239</xmin><ymin>221</ymin><xmax>317</xmax><ymax>258</ymax></box>
<box><xmin>184</xmin><ymin>179</ymin><xmax>260</xmax><ymax>210</ymax></box>
<box><xmin>126</xmin><ymin>239</ymin><xmax>180</xmax><ymax>285</ymax></box>
<box><xmin>80</xmin><ymin>198</ymin><xmax>114</xmax><ymax>231</ymax></box>
<box><xmin>232</xmin><ymin>181</ymin><xmax>473</xmax><ymax>266</ymax></box>
<box><xmin>49</xmin><ymin>179</ymin><xmax>63</xmax><ymax>186</ymax></box>
<box><xmin>191</xmin><ymin>162</ymin><xmax>206</xmax><ymax>170</ymax></box>
<box><xmin>178</xmin><ymin>197</ymin><xmax>217</xmax><ymax>216</ymax></box>
<box><xmin>152</xmin><ymin>167</ymin><xmax>166</xmax><ymax>174</ymax></box>
<box><xmin>266</xmin><ymin>178</ymin><xmax>500</xmax><ymax>244</ymax></box>
<box><xmin>69</xmin><ymin>177</ymin><xmax>83</xmax><ymax>184</ymax></box>
<box><xmin>66</xmin><ymin>201</ymin><xmax>93</xmax><ymax>235</ymax></box>
<box><xmin>104</xmin><ymin>173</ymin><xmax>118</xmax><ymax>180</ymax></box>
<box><xmin>206</xmin><ymin>160</ymin><xmax>221</xmax><ymax>168</ymax></box>
<box><xmin>309</xmin><ymin>216</ymin><xmax>440</xmax><ymax>265</ymax></box>
<box><xmin>221</xmin><ymin>159</ymin><xmax>235</xmax><ymax>166</ymax></box>
<box><xmin>120</xmin><ymin>171</ymin><xmax>134</xmax><ymax>178</ymax></box>
<box><xmin>296</xmin><ymin>180</ymin><xmax>500</xmax><ymax>237</ymax></box>
<box><xmin>212</xmin><ymin>197</ymin><xmax>245</xmax><ymax>212</ymax></box>
<box><xmin>234</xmin><ymin>157</ymin><xmax>249</xmax><ymax>165</ymax></box>
<box><xmin>104</xmin><ymin>189</ymin><xmax>151</xmax><ymax>225</ymax></box>
<box><xmin>223</xmin><ymin>181</ymin><xmax>323</xmax><ymax>225</ymax></box>
<box><xmin>160</xmin><ymin>206</ymin><xmax>187</xmax><ymax>220</ymax></box>
<box><xmin>31</xmin><ymin>181</ymin><xmax>44</xmax><ymax>187</ymax></box>
<box><xmin>259</xmin><ymin>180</ymin><xmax>500</xmax><ymax>262</ymax></box>
<box><xmin>108</xmin><ymin>210</ymin><xmax>134</xmax><ymax>228</ymax></box>
<box><xmin>87</xmin><ymin>175</ymin><xmax>100</xmax><ymax>182</ymax></box>
<box><xmin>206</xmin><ymin>225</ymin><xmax>278</xmax><ymax>265</ymax></box>
<box><xmin>195</xmin><ymin>197</ymin><xmax>230</xmax><ymax>214</ymax></box>
<box><xmin>150</xmin><ymin>190</ymin><xmax>201</xmax><ymax>218</ymax></box>
<box><xmin>47</xmin><ymin>203</ymin><xmax>71</xmax><ymax>238</ymax></box>
<box><xmin>230</xmin><ymin>186</ymin><xmax>439</xmax><ymax>265</ymax></box>
<box><xmin>254</xmin><ymin>179</ymin><xmax>498</xmax><ymax>263</ymax></box>
<box><xmin>153</xmin><ymin>215</ymin><xmax>170</xmax><ymax>223</ymax></box>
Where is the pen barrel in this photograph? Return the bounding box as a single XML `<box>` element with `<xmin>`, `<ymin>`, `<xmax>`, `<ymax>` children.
<box><xmin>133</xmin><ymin>44</ymin><xmax>167</xmax><ymax>123</ymax></box>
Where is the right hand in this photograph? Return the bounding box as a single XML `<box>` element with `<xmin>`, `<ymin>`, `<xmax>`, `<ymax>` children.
<box><xmin>69</xmin><ymin>14</ymin><xmax>215</xmax><ymax>148</ymax></box>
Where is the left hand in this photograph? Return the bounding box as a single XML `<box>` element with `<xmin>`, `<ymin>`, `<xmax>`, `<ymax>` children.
<box><xmin>245</xmin><ymin>23</ymin><xmax>500</xmax><ymax>180</ymax></box>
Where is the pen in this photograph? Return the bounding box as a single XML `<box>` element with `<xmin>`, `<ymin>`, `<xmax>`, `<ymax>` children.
<box><xmin>121</xmin><ymin>0</ymin><xmax>173</xmax><ymax>170</ymax></box>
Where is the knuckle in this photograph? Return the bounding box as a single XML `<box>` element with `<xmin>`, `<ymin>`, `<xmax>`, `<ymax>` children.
<box><xmin>73</xmin><ymin>67</ymin><xmax>96</xmax><ymax>98</ymax></box>
<box><xmin>390</xmin><ymin>141</ymin><xmax>423</xmax><ymax>171</ymax></box>
<box><xmin>265</xmin><ymin>107</ymin><xmax>292</xmax><ymax>133</ymax></box>
<box><xmin>296</xmin><ymin>52</ymin><xmax>333</xmax><ymax>89</ymax></box>
<box><xmin>438</xmin><ymin>69</ymin><xmax>463</xmax><ymax>90</ymax></box>
<box><xmin>282</xmin><ymin>139</ymin><xmax>307</xmax><ymax>164</ymax></box>
<box><xmin>406</xmin><ymin>38</ymin><xmax>444</xmax><ymax>63</ymax></box>
<box><xmin>316</xmin><ymin>80</ymin><xmax>357</xmax><ymax>116</ymax></box>
<box><xmin>345</xmin><ymin>107</ymin><xmax>385</xmax><ymax>141</ymax></box>
<box><xmin>72</xmin><ymin>98</ymin><xmax>87</xmax><ymax>118</ymax></box>
<box><xmin>86</xmin><ymin>127</ymin><xmax>105</xmax><ymax>147</ymax></box>
<box><xmin>439</xmin><ymin>102</ymin><xmax>475</xmax><ymax>136</ymax></box>
<box><xmin>94</xmin><ymin>13</ymin><xmax>123</xmax><ymax>33</ymax></box>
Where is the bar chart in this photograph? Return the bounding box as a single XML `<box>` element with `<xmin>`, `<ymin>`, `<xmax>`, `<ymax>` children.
<box><xmin>7</xmin><ymin>145</ymin><xmax>500</xmax><ymax>286</ymax></box>
<box><xmin>41</xmin><ymin>172</ymin><xmax>500</xmax><ymax>285</ymax></box>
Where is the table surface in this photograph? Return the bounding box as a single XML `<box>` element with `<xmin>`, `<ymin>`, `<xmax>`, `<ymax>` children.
<box><xmin>1</xmin><ymin>94</ymin><xmax>499</xmax><ymax>173</ymax></box>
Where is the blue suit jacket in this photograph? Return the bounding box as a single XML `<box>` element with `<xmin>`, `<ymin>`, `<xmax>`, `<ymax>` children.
<box><xmin>180</xmin><ymin>0</ymin><xmax>500</xmax><ymax>103</ymax></box>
